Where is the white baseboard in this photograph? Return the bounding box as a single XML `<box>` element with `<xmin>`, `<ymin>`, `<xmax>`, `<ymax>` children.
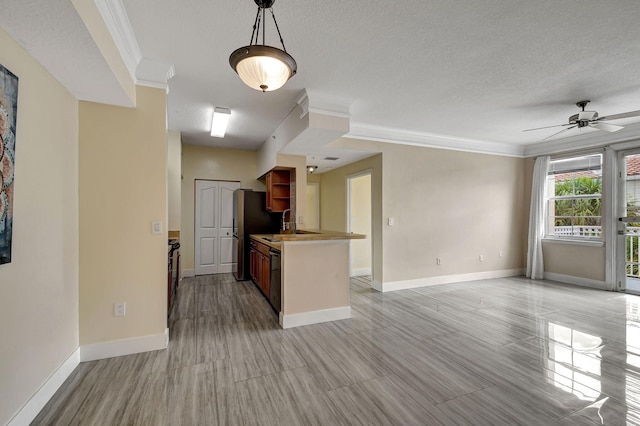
<box><xmin>544</xmin><ymin>272</ymin><xmax>610</xmax><ymax>291</ymax></box>
<box><xmin>8</xmin><ymin>348</ymin><xmax>80</xmax><ymax>426</ymax></box>
<box><xmin>182</xmin><ymin>269</ymin><xmax>195</xmax><ymax>278</ymax></box>
<box><xmin>351</xmin><ymin>268</ymin><xmax>371</xmax><ymax>277</ymax></box>
<box><xmin>371</xmin><ymin>279</ymin><xmax>383</xmax><ymax>292</ymax></box>
<box><xmin>80</xmin><ymin>328</ymin><xmax>169</xmax><ymax>362</ymax></box>
<box><xmin>279</xmin><ymin>306</ymin><xmax>351</xmax><ymax>329</ymax></box>
<box><xmin>381</xmin><ymin>268</ymin><xmax>524</xmax><ymax>292</ymax></box>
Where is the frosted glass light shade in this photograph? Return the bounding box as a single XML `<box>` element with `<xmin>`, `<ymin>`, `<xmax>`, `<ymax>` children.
<box><xmin>230</xmin><ymin>45</ymin><xmax>297</xmax><ymax>92</ymax></box>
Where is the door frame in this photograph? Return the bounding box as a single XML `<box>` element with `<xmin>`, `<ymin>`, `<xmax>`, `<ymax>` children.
<box><xmin>346</xmin><ymin>169</ymin><xmax>373</xmax><ymax>277</ymax></box>
<box><xmin>613</xmin><ymin>148</ymin><xmax>640</xmax><ymax>293</ymax></box>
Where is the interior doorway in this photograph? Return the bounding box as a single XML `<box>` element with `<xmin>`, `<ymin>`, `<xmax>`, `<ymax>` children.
<box><xmin>306</xmin><ymin>182</ymin><xmax>320</xmax><ymax>229</ymax></box>
<box><xmin>347</xmin><ymin>171</ymin><xmax>372</xmax><ymax>277</ymax></box>
<box><xmin>194</xmin><ymin>180</ymin><xmax>240</xmax><ymax>275</ymax></box>
<box><xmin>617</xmin><ymin>151</ymin><xmax>640</xmax><ymax>294</ymax></box>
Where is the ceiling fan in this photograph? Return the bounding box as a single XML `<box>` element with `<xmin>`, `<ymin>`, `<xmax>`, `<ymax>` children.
<box><xmin>523</xmin><ymin>100</ymin><xmax>640</xmax><ymax>141</ymax></box>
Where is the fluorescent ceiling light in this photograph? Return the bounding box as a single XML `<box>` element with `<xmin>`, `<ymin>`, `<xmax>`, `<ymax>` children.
<box><xmin>211</xmin><ymin>107</ymin><xmax>231</xmax><ymax>138</ymax></box>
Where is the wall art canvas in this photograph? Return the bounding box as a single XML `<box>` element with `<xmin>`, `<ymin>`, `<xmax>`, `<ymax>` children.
<box><xmin>0</xmin><ymin>65</ymin><xmax>18</xmax><ymax>265</ymax></box>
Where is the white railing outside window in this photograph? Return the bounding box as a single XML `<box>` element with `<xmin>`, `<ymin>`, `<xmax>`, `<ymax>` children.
<box><xmin>553</xmin><ymin>226</ymin><xmax>602</xmax><ymax>238</ymax></box>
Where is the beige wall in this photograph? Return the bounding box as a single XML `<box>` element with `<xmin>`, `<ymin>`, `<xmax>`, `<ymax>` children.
<box><xmin>543</xmin><ymin>241</ymin><xmax>605</xmax><ymax>281</ymax></box>
<box><xmin>0</xmin><ymin>29</ymin><xmax>79</xmax><ymax>424</ymax></box>
<box><xmin>282</xmin><ymin>240</ymin><xmax>350</xmax><ymax>315</ymax></box>
<box><xmin>380</xmin><ymin>143</ymin><xmax>526</xmax><ymax>283</ymax></box>
<box><xmin>324</xmin><ymin>137</ymin><xmax>527</xmax><ymax>286</ymax></box>
<box><xmin>181</xmin><ymin>145</ymin><xmax>264</xmax><ymax>271</ymax></box>
<box><xmin>167</xmin><ymin>130</ymin><xmax>181</xmax><ymax>232</ymax></box>
<box><xmin>79</xmin><ymin>86</ymin><xmax>167</xmax><ymax>345</ymax></box>
<box><xmin>320</xmin><ymin>154</ymin><xmax>383</xmax><ymax>283</ymax></box>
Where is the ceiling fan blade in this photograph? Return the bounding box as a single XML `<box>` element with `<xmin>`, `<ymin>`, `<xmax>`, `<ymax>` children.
<box><xmin>522</xmin><ymin>123</ymin><xmax>572</xmax><ymax>132</ymax></box>
<box><xmin>597</xmin><ymin>110</ymin><xmax>640</xmax><ymax>121</ymax></box>
<box><xmin>590</xmin><ymin>122</ymin><xmax>623</xmax><ymax>132</ymax></box>
<box><xmin>543</xmin><ymin>125</ymin><xmax>578</xmax><ymax>141</ymax></box>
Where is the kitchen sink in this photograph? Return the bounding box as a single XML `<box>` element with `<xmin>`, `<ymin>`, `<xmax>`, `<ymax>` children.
<box><xmin>263</xmin><ymin>237</ymin><xmax>280</xmax><ymax>242</ymax></box>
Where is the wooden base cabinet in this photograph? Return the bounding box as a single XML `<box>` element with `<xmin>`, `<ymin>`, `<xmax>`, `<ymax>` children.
<box><xmin>249</xmin><ymin>239</ymin><xmax>271</xmax><ymax>297</ymax></box>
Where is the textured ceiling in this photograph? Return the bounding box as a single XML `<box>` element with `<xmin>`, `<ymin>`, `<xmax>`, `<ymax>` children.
<box><xmin>121</xmin><ymin>0</ymin><xmax>640</xmax><ymax>151</ymax></box>
<box><xmin>2</xmin><ymin>1</ymin><xmax>640</xmax><ymax>156</ymax></box>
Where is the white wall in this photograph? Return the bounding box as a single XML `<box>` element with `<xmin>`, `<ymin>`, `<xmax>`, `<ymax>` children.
<box><xmin>0</xmin><ymin>28</ymin><xmax>79</xmax><ymax>425</ymax></box>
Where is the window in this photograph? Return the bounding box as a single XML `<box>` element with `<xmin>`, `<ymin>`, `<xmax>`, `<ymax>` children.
<box><xmin>546</xmin><ymin>154</ymin><xmax>602</xmax><ymax>239</ymax></box>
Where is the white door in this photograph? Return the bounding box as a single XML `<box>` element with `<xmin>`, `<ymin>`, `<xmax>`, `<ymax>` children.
<box><xmin>617</xmin><ymin>151</ymin><xmax>640</xmax><ymax>294</ymax></box>
<box><xmin>195</xmin><ymin>180</ymin><xmax>240</xmax><ymax>276</ymax></box>
<box><xmin>219</xmin><ymin>181</ymin><xmax>239</xmax><ymax>273</ymax></box>
<box><xmin>195</xmin><ymin>180</ymin><xmax>218</xmax><ymax>275</ymax></box>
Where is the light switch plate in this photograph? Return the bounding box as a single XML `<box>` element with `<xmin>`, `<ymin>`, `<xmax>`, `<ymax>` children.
<box><xmin>152</xmin><ymin>221</ymin><xmax>162</xmax><ymax>234</ymax></box>
<box><xmin>388</xmin><ymin>217</ymin><xmax>394</xmax><ymax>226</ymax></box>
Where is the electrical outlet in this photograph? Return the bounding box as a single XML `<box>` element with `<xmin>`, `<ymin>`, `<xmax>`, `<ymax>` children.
<box><xmin>299</xmin><ymin>216</ymin><xmax>304</xmax><ymax>225</ymax></box>
<box><xmin>436</xmin><ymin>257</ymin><xmax>441</xmax><ymax>265</ymax></box>
<box><xmin>479</xmin><ymin>255</ymin><xmax>484</xmax><ymax>262</ymax></box>
<box><xmin>388</xmin><ymin>217</ymin><xmax>394</xmax><ymax>226</ymax></box>
<box><xmin>114</xmin><ymin>302</ymin><xmax>126</xmax><ymax>317</ymax></box>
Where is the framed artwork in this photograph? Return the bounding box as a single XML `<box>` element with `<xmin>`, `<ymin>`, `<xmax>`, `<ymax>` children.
<box><xmin>0</xmin><ymin>64</ymin><xmax>18</xmax><ymax>265</ymax></box>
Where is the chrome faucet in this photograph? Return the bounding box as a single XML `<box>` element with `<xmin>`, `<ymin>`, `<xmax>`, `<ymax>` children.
<box><xmin>282</xmin><ymin>209</ymin><xmax>296</xmax><ymax>234</ymax></box>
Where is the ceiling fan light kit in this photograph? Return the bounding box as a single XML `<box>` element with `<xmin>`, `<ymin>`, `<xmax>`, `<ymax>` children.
<box><xmin>523</xmin><ymin>100</ymin><xmax>640</xmax><ymax>141</ymax></box>
<box><xmin>229</xmin><ymin>0</ymin><xmax>297</xmax><ymax>92</ymax></box>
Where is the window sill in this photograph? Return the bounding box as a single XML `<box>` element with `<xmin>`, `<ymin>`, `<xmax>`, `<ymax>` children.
<box><xmin>542</xmin><ymin>238</ymin><xmax>604</xmax><ymax>248</ymax></box>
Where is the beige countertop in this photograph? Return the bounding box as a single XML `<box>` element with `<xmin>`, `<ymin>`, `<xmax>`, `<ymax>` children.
<box><xmin>250</xmin><ymin>229</ymin><xmax>365</xmax><ymax>249</ymax></box>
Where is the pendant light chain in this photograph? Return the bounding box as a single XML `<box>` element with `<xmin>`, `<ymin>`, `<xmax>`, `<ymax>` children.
<box><xmin>269</xmin><ymin>8</ymin><xmax>288</xmax><ymax>52</ymax></box>
<box><xmin>250</xmin><ymin>7</ymin><xmax>262</xmax><ymax>46</ymax></box>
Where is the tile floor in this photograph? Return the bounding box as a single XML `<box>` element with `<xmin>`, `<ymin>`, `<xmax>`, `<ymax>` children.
<box><xmin>32</xmin><ymin>274</ymin><xmax>640</xmax><ymax>425</ymax></box>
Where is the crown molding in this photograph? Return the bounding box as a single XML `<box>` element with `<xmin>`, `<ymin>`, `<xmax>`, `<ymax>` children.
<box><xmin>136</xmin><ymin>59</ymin><xmax>176</xmax><ymax>91</ymax></box>
<box><xmin>95</xmin><ymin>0</ymin><xmax>142</xmax><ymax>80</ymax></box>
<box><xmin>296</xmin><ymin>89</ymin><xmax>353</xmax><ymax>119</ymax></box>
<box><xmin>346</xmin><ymin>123</ymin><xmax>526</xmax><ymax>158</ymax></box>
<box><xmin>524</xmin><ymin>121</ymin><xmax>640</xmax><ymax>157</ymax></box>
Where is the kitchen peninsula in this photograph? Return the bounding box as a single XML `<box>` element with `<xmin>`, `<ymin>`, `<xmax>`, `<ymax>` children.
<box><xmin>250</xmin><ymin>230</ymin><xmax>365</xmax><ymax>328</ymax></box>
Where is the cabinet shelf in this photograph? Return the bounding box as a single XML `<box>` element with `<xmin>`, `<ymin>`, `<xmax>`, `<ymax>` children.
<box><xmin>266</xmin><ymin>168</ymin><xmax>292</xmax><ymax>213</ymax></box>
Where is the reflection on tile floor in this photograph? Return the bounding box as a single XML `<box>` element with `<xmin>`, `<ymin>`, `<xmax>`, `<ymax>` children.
<box><xmin>33</xmin><ymin>274</ymin><xmax>640</xmax><ymax>425</ymax></box>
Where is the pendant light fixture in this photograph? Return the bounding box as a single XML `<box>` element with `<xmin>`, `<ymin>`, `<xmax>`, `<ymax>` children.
<box><xmin>229</xmin><ymin>0</ymin><xmax>297</xmax><ymax>92</ymax></box>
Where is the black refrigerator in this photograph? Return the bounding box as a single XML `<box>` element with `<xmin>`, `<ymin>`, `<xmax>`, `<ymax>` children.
<box><xmin>233</xmin><ymin>189</ymin><xmax>281</xmax><ymax>281</ymax></box>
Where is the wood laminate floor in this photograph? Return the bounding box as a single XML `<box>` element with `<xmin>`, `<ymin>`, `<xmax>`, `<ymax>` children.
<box><xmin>33</xmin><ymin>274</ymin><xmax>640</xmax><ymax>425</ymax></box>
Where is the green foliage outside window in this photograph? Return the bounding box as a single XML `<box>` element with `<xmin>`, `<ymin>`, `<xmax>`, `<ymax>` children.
<box><xmin>552</xmin><ymin>176</ymin><xmax>602</xmax><ymax>227</ymax></box>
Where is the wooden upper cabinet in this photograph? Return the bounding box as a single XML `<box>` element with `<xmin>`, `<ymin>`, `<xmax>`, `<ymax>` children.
<box><xmin>265</xmin><ymin>168</ymin><xmax>291</xmax><ymax>213</ymax></box>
